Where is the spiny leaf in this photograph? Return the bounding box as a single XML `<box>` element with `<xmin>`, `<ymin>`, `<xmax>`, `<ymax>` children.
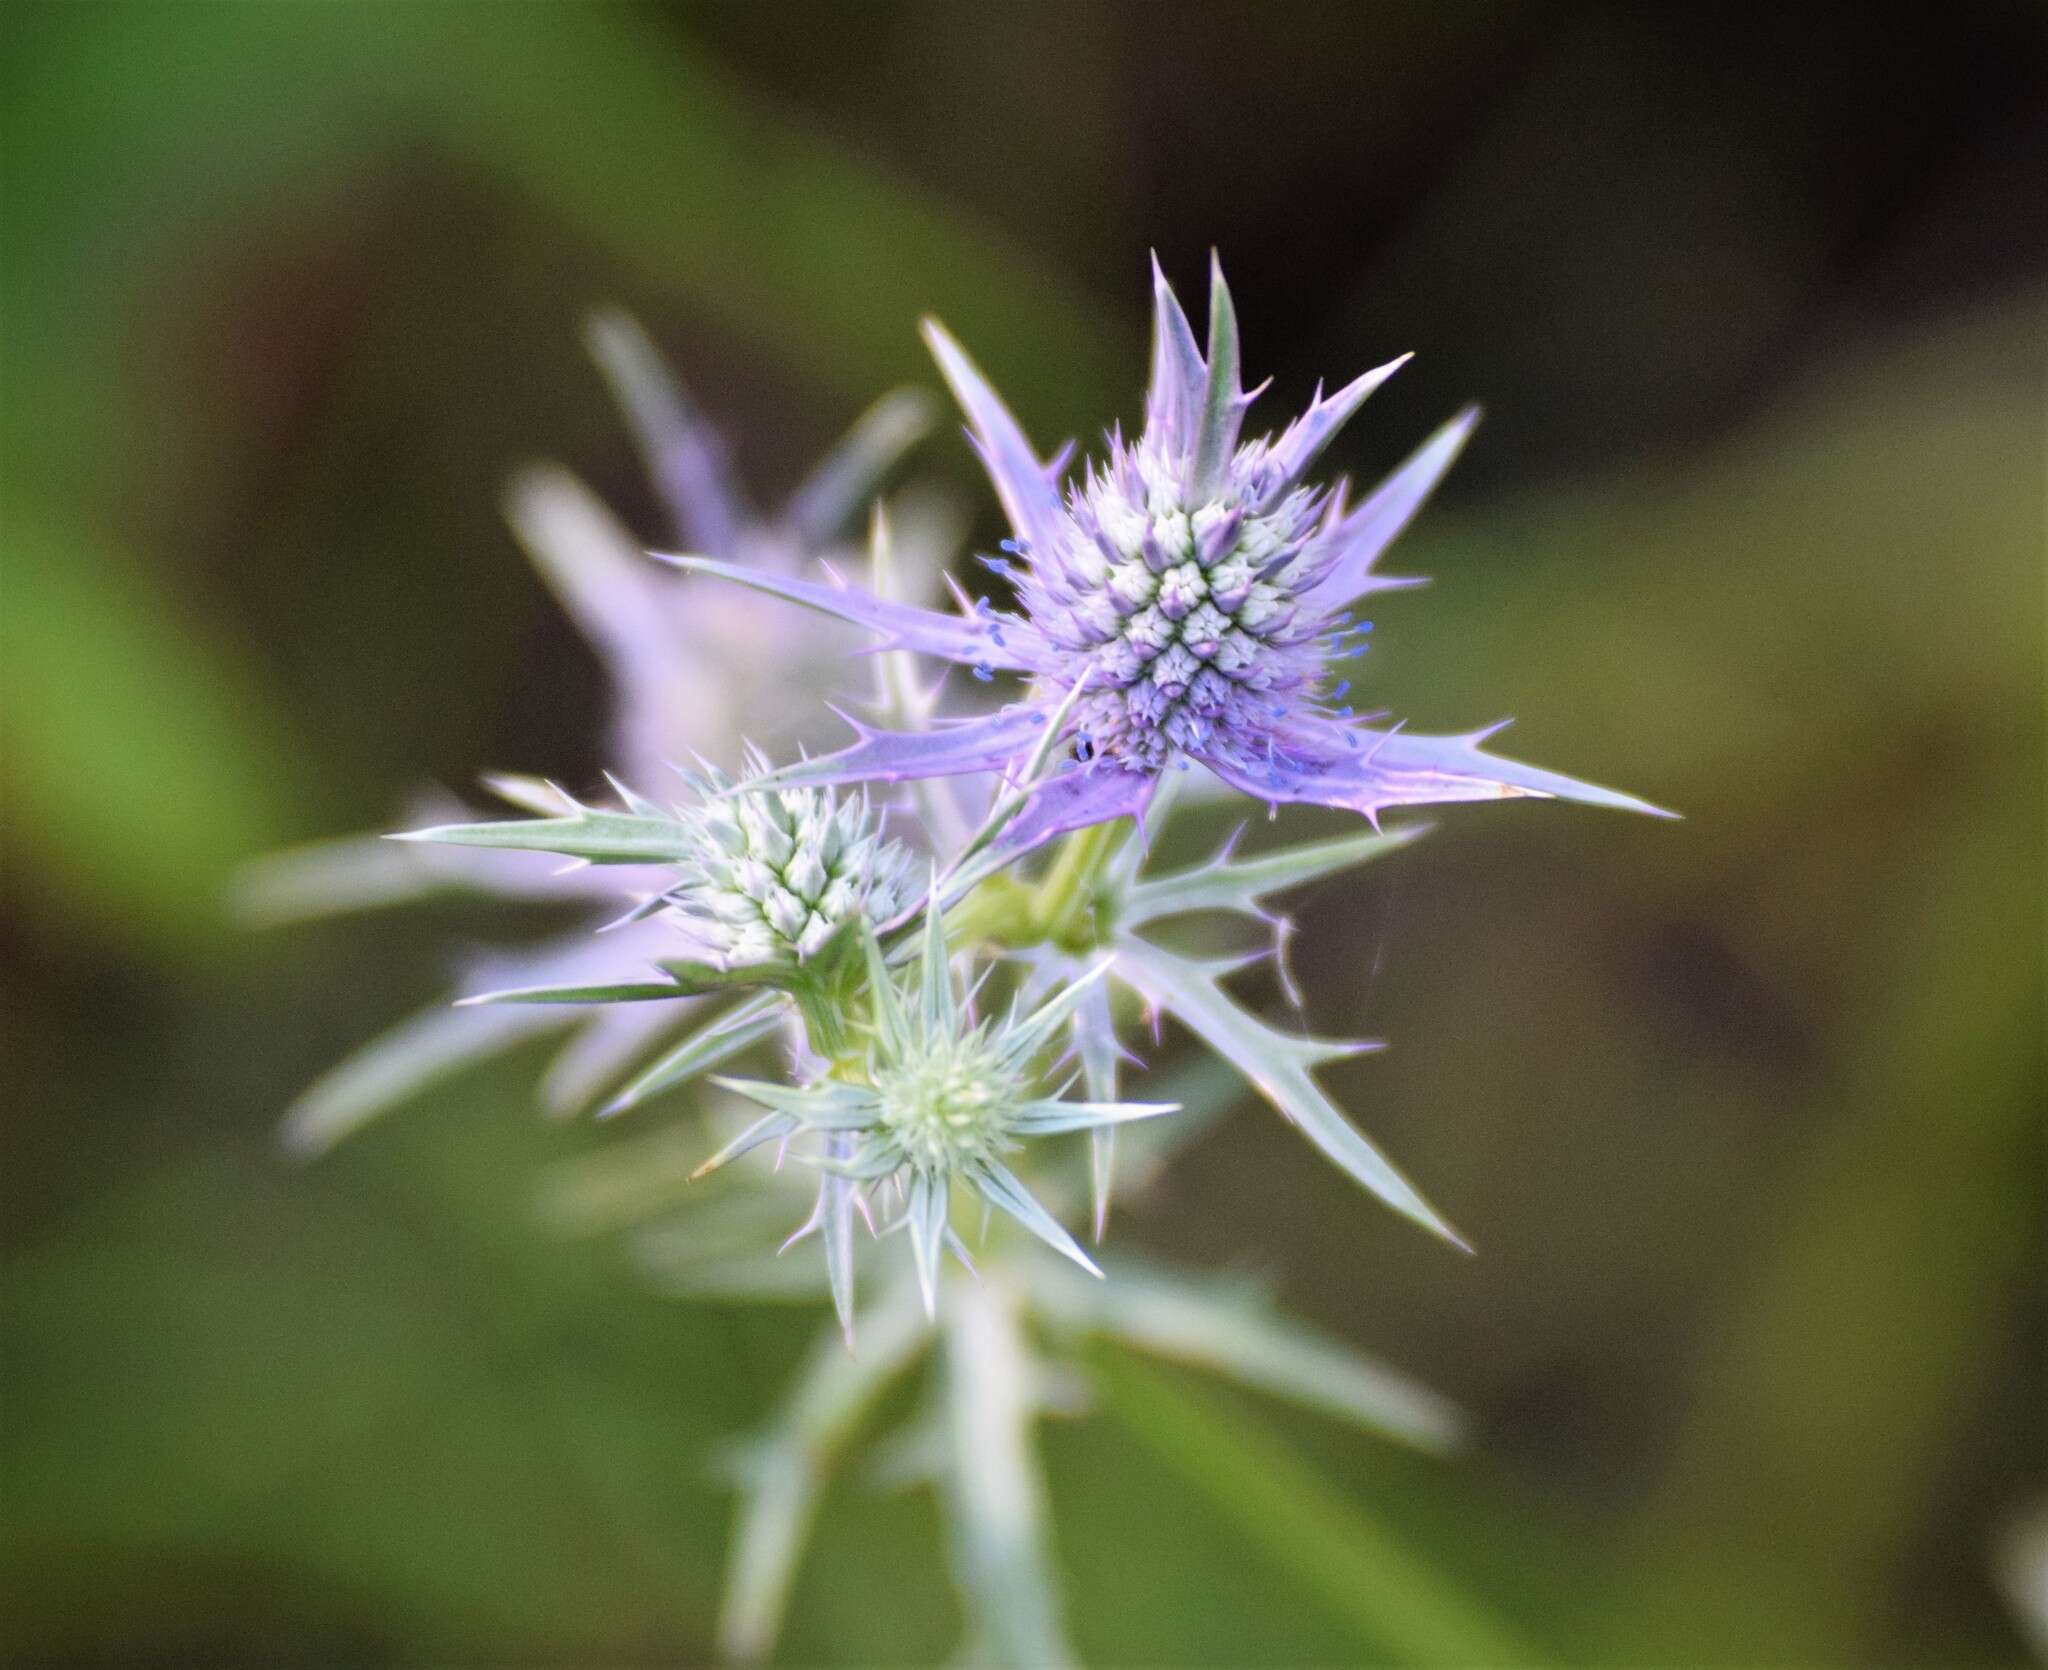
<box><xmin>690</xmin><ymin>1110</ymin><xmax>799</xmax><ymax>1181</ymax></box>
<box><xmin>993</xmin><ymin>957</ymin><xmax>1115</xmax><ymax>1070</ymax></box>
<box><xmin>1006</xmin><ymin>1099</ymin><xmax>1180</xmax><ymax>1136</ymax></box>
<box><xmin>1113</xmin><ymin>941</ymin><xmax>1468</xmax><ymax>1251</ymax></box>
<box><xmin>392</xmin><ymin>802</ymin><xmax>690</xmax><ymax>865</ymax></box>
<box><xmin>455</xmin><ymin>978</ymin><xmax>695</xmax><ymax>1007</ymax></box>
<box><xmin>711</xmin><ymin>1076</ymin><xmax>878</xmax><ymax>1127</ymax></box>
<box><xmin>1121</xmin><ymin>823</ymin><xmax>1428</xmax><ymax>926</ymax></box>
<box><xmin>1031</xmin><ymin>1256</ymin><xmax>1464</xmax><ymax>1452</ymax></box>
<box><xmin>906</xmin><ymin>1172</ymin><xmax>949</xmax><ymax>1318</ymax></box>
<box><xmin>1190</xmin><ymin>251</ymin><xmax>1244</xmax><ymax>497</ymax></box>
<box><xmin>602</xmin><ymin>992</ymin><xmax>785</xmax><ymax>1115</ymax></box>
<box><xmin>972</xmin><ymin>1159</ymin><xmax>1100</xmax><ymax>1278</ymax></box>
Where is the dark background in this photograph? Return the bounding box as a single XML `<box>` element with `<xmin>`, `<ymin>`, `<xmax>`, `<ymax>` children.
<box><xmin>4</xmin><ymin>2</ymin><xmax>2043</xmax><ymax>1663</ymax></box>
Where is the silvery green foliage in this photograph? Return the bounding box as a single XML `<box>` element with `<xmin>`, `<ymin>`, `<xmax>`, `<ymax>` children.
<box><xmin>558</xmin><ymin>1045</ymin><xmax>1465</xmax><ymax>1668</ymax></box>
<box><xmin>280</xmin><ymin>264</ymin><xmax>1668</xmax><ymax>1667</ymax></box>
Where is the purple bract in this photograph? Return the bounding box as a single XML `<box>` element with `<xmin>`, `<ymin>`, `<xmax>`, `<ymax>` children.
<box><xmin>669</xmin><ymin>256</ymin><xmax>1670</xmax><ymax>850</ymax></box>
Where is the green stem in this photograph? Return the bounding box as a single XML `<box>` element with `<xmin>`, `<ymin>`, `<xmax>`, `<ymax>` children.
<box><xmin>1031</xmin><ymin>818</ymin><xmax>1126</xmax><ymax>949</ymax></box>
<box><xmin>793</xmin><ymin>981</ymin><xmax>853</xmax><ymax>1064</ymax></box>
<box><xmin>942</xmin><ymin>872</ymin><xmax>1037</xmax><ymax>951</ymax></box>
<box><xmin>941</xmin><ymin>1275</ymin><xmax>1076</xmax><ymax>1669</ymax></box>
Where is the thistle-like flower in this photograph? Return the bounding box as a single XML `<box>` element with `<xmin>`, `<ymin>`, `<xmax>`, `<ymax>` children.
<box><xmin>712</xmin><ymin>910</ymin><xmax>1177</xmax><ymax>1319</ymax></box>
<box><xmin>653</xmin><ymin>755</ymin><xmax>921</xmax><ymax>968</ymax></box>
<box><xmin>668</xmin><ymin>255</ymin><xmax>1668</xmax><ymax>849</ymax></box>
<box><xmin>391</xmin><ymin>766</ymin><xmax>917</xmax><ymax>996</ymax></box>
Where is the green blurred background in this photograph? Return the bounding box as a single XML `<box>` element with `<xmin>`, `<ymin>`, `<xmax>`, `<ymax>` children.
<box><xmin>3</xmin><ymin>2</ymin><xmax>2043</xmax><ymax>1664</ymax></box>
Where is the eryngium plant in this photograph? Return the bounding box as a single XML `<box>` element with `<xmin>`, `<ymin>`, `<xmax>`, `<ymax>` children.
<box><xmin>239</xmin><ymin>313</ymin><xmax>952</xmax><ymax>1151</ymax></box>
<box><xmin>287</xmin><ymin>261</ymin><xmax>1667</xmax><ymax>1665</ymax></box>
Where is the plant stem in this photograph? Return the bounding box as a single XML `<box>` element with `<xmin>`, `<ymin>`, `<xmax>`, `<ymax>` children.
<box><xmin>941</xmin><ymin>1274</ymin><xmax>1075</xmax><ymax>1669</ymax></box>
<box><xmin>1031</xmin><ymin>818</ymin><xmax>1126</xmax><ymax>949</ymax></box>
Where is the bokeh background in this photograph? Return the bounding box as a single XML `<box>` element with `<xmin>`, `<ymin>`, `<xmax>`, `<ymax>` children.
<box><xmin>4</xmin><ymin>2</ymin><xmax>2044</xmax><ymax>1664</ymax></box>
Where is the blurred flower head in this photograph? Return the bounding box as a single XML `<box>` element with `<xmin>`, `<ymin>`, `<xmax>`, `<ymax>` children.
<box><xmin>254</xmin><ymin>317</ymin><xmax>952</xmax><ymax>1149</ymax></box>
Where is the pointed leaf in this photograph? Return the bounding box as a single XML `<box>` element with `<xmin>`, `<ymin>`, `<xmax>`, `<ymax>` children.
<box><xmin>919</xmin><ymin>882</ymin><xmax>955</xmax><ymax>1038</ymax></box>
<box><xmin>654</xmin><ymin>552</ymin><xmax>1029</xmax><ymax>668</ymax></box>
<box><xmin>973</xmin><ymin>1159</ymin><xmax>1101</xmax><ymax>1277</ymax></box>
<box><xmin>859</xmin><ymin>919</ymin><xmax>910</xmax><ymax>1060</ymax></box>
<box><xmin>816</xmin><ymin>1138</ymin><xmax>861</xmax><ymax>1347</ymax></box>
<box><xmin>1007</xmin><ymin>1099</ymin><xmax>1179</xmax><ymax>1136</ymax></box>
<box><xmin>1296</xmin><ymin>408</ymin><xmax>1480</xmax><ymax>609</ymax></box>
<box><xmin>1255</xmin><ymin>355</ymin><xmax>1412</xmax><ymax>501</ymax></box>
<box><xmin>1144</xmin><ymin>252</ymin><xmax>1208</xmax><ymax>464</ymax></box>
<box><xmin>906</xmin><ymin>1172</ymin><xmax>949</xmax><ymax>1318</ymax></box>
<box><xmin>1121</xmin><ymin>824</ymin><xmax>1427</xmax><ymax>925</ymax></box>
<box><xmin>712</xmin><ymin>1075</ymin><xmax>879</xmax><ymax>1128</ymax></box>
<box><xmin>780</xmin><ymin>388</ymin><xmax>933</xmax><ymax>545</ymax></box>
<box><xmin>691</xmin><ymin>1110</ymin><xmax>799</xmax><ymax>1180</ymax></box>
<box><xmin>1114</xmin><ymin>941</ymin><xmax>1467</xmax><ymax>1249</ymax></box>
<box><xmin>1033</xmin><ymin>1257</ymin><xmax>1463</xmax><ymax>1451</ymax></box>
<box><xmin>585</xmin><ymin>307</ymin><xmax>750</xmax><ymax>556</ymax></box>
<box><xmin>1212</xmin><ymin>720</ymin><xmax>1676</xmax><ymax>821</ymax></box>
<box><xmin>1190</xmin><ymin>252</ymin><xmax>1245</xmax><ymax>497</ymax></box>
<box><xmin>742</xmin><ymin>704</ymin><xmax>1046</xmax><ymax>792</ymax></box>
<box><xmin>392</xmin><ymin>804</ymin><xmax>691</xmax><ymax>866</ymax></box>
<box><xmin>455</xmin><ymin>977</ymin><xmax>697</xmax><ymax>1007</ymax></box>
<box><xmin>993</xmin><ymin>762</ymin><xmax>1155</xmax><ymax>856</ymax></box>
<box><xmin>602</xmin><ymin>992</ymin><xmax>786</xmax><ymax>1115</ymax></box>
<box><xmin>920</xmin><ymin>318</ymin><xmax>1069</xmax><ymax>558</ymax></box>
<box><xmin>995</xmin><ymin>957</ymin><xmax>1116</xmax><ymax>1071</ymax></box>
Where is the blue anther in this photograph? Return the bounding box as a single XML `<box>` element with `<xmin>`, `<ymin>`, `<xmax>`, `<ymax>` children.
<box><xmin>976</xmin><ymin>555</ymin><xmax>1013</xmax><ymax>577</ymax></box>
<box><xmin>1331</xmin><ymin>680</ymin><xmax>1350</xmax><ymax>699</ymax></box>
<box><xmin>973</xmin><ymin>663</ymin><xmax>994</xmax><ymax>682</ymax></box>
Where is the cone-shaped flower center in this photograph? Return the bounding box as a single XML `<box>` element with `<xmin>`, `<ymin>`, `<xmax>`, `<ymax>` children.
<box><xmin>872</xmin><ymin>1032</ymin><xmax>1020</xmax><ymax>1172</ymax></box>
<box><xmin>1024</xmin><ymin>458</ymin><xmax>1328</xmax><ymax>773</ymax></box>
<box><xmin>678</xmin><ymin>767</ymin><xmax>917</xmax><ymax>965</ymax></box>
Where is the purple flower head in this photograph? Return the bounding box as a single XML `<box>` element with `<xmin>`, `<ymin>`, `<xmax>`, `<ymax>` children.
<box><xmin>670</xmin><ymin>256</ymin><xmax>1670</xmax><ymax>849</ymax></box>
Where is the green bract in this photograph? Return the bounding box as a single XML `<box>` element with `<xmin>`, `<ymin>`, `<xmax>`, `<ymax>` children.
<box><xmin>392</xmin><ymin>756</ymin><xmax>918</xmax><ymax>995</ymax></box>
<box><xmin>711</xmin><ymin>910</ymin><xmax>1177</xmax><ymax>1322</ymax></box>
